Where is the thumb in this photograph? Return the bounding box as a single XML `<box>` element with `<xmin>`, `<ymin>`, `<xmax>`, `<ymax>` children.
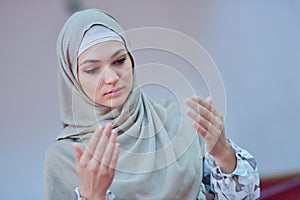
<box><xmin>205</xmin><ymin>96</ymin><xmax>213</xmax><ymax>105</ymax></box>
<box><xmin>73</xmin><ymin>143</ymin><xmax>83</xmax><ymax>164</ymax></box>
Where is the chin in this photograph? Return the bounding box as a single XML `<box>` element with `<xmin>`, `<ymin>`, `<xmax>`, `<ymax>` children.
<box><xmin>101</xmin><ymin>97</ymin><xmax>127</xmax><ymax>108</ymax></box>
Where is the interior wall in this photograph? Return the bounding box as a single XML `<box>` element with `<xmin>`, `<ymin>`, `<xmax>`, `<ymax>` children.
<box><xmin>0</xmin><ymin>0</ymin><xmax>299</xmax><ymax>199</ymax></box>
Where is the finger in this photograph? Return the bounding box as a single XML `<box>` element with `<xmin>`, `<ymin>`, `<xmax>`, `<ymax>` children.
<box><xmin>190</xmin><ymin>96</ymin><xmax>211</xmax><ymax>110</ymax></box>
<box><xmin>191</xmin><ymin>96</ymin><xmax>221</xmax><ymax>117</ymax></box>
<box><xmin>108</xmin><ymin>143</ymin><xmax>120</xmax><ymax>174</ymax></box>
<box><xmin>92</xmin><ymin>124</ymin><xmax>112</xmax><ymax>164</ymax></box>
<box><xmin>73</xmin><ymin>143</ymin><xmax>83</xmax><ymax>165</ymax></box>
<box><xmin>86</xmin><ymin>126</ymin><xmax>103</xmax><ymax>154</ymax></box>
<box><xmin>191</xmin><ymin>96</ymin><xmax>224</xmax><ymax>124</ymax></box>
<box><xmin>186</xmin><ymin>109</ymin><xmax>211</xmax><ymax>130</ymax></box>
<box><xmin>80</xmin><ymin>126</ymin><xmax>103</xmax><ymax>164</ymax></box>
<box><xmin>185</xmin><ymin>98</ymin><xmax>212</xmax><ymax>121</ymax></box>
<box><xmin>101</xmin><ymin>130</ymin><xmax>118</xmax><ymax>167</ymax></box>
<box><xmin>193</xmin><ymin>121</ymin><xmax>222</xmax><ymax>144</ymax></box>
<box><xmin>193</xmin><ymin>122</ymin><xmax>207</xmax><ymax>139</ymax></box>
<box><xmin>186</xmin><ymin>107</ymin><xmax>223</xmax><ymax>137</ymax></box>
<box><xmin>205</xmin><ymin>96</ymin><xmax>213</xmax><ymax>105</ymax></box>
<box><xmin>186</xmin><ymin>98</ymin><xmax>224</xmax><ymax>129</ymax></box>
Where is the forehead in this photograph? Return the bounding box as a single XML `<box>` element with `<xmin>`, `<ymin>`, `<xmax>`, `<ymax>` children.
<box><xmin>78</xmin><ymin>41</ymin><xmax>126</xmax><ymax>61</ymax></box>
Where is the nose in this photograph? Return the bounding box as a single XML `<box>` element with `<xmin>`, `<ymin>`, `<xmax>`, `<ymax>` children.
<box><xmin>103</xmin><ymin>67</ymin><xmax>119</xmax><ymax>85</ymax></box>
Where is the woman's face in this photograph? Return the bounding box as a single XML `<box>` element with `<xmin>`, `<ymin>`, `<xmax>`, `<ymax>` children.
<box><xmin>78</xmin><ymin>41</ymin><xmax>133</xmax><ymax>107</ymax></box>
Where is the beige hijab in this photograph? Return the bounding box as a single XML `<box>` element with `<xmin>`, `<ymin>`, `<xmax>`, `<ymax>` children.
<box><xmin>44</xmin><ymin>9</ymin><xmax>205</xmax><ymax>199</ymax></box>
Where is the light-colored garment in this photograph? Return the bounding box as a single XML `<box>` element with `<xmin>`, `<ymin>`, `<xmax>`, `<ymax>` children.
<box><xmin>72</xmin><ymin>140</ymin><xmax>260</xmax><ymax>200</ymax></box>
<box><xmin>78</xmin><ymin>25</ymin><xmax>124</xmax><ymax>56</ymax></box>
<box><xmin>44</xmin><ymin>8</ymin><xmax>204</xmax><ymax>200</ymax></box>
<box><xmin>43</xmin><ymin>8</ymin><xmax>260</xmax><ymax>200</ymax></box>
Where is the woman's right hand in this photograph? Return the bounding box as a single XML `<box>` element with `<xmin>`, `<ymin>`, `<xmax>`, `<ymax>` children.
<box><xmin>73</xmin><ymin>124</ymin><xmax>120</xmax><ymax>200</ymax></box>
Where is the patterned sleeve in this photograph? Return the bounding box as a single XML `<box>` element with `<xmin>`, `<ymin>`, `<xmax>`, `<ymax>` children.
<box><xmin>74</xmin><ymin>187</ymin><xmax>115</xmax><ymax>200</ymax></box>
<box><xmin>202</xmin><ymin>140</ymin><xmax>260</xmax><ymax>200</ymax></box>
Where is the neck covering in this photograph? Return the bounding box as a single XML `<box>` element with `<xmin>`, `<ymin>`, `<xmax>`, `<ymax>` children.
<box><xmin>49</xmin><ymin>8</ymin><xmax>204</xmax><ymax>199</ymax></box>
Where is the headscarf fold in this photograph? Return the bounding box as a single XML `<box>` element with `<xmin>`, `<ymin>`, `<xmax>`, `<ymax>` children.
<box><xmin>52</xmin><ymin>8</ymin><xmax>204</xmax><ymax>199</ymax></box>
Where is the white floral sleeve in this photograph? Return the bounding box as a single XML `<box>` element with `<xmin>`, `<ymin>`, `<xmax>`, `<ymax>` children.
<box><xmin>202</xmin><ymin>140</ymin><xmax>260</xmax><ymax>200</ymax></box>
<box><xmin>74</xmin><ymin>187</ymin><xmax>115</xmax><ymax>200</ymax></box>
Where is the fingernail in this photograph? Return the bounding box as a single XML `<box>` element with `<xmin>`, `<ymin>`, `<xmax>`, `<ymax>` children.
<box><xmin>110</xmin><ymin>130</ymin><xmax>115</xmax><ymax>137</ymax></box>
<box><xmin>185</xmin><ymin>99</ymin><xmax>192</xmax><ymax>105</ymax></box>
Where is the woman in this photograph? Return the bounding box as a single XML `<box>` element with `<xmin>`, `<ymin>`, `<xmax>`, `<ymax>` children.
<box><xmin>44</xmin><ymin>9</ymin><xmax>260</xmax><ymax>200</ymax></box>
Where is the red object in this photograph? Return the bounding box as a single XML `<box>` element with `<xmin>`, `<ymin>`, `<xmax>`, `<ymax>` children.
<box><xmin>261</xmin><ymin>176</ymin><xmax>300</xmax><ymax>200</ymax></box>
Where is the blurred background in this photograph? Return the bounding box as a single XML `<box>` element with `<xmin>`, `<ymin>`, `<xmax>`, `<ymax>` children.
<box><xmin>0</xmin><ymin>0</ymin><xmax>299</xmax><ymax>199</ymax></box>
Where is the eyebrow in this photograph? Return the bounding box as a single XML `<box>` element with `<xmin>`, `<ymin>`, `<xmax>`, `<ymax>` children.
<box><xmin>79</xmin><ymin>48</ymin><xmax>126</xmax><ymax>66</ymax></box>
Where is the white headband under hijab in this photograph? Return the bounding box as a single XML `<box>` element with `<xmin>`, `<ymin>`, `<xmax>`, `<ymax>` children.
<box><xmin>78</xmin><ymin>25</ymin><xmax>124</xmax><ymax>56</ymax></box>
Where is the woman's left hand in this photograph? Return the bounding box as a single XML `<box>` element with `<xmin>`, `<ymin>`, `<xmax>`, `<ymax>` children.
<box><xmin>185</xmin><ymin>96</ymin><xmax>237</xmax><ymax>173</ymax></box>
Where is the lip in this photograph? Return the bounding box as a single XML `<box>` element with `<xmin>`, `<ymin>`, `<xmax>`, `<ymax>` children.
<box><xmin>104</xmin><ymin>87</ymin><xmax>123</xmax><ymax>97</ymax></box>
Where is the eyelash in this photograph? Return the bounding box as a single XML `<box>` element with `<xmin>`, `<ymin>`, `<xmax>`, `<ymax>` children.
<box><xmin>83</xmin><ymin>55</ymin><xmax>127</xmax><ymax>74</ymax></box>
<box><xmin>113</xmin><ymin>55</ymin><xmax>127</xmax><ymax>65</ymax></box>
<box><xmin>84</xmin><ymin>67</ymin><xmax>99</xmax><ymax>74</ymax></box>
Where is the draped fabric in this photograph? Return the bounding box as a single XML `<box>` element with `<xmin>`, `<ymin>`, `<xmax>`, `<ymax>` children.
<box><xmin>44</xmin><ymin>9</ymin><xmax>205</xmax><ymax>199</ymax></box>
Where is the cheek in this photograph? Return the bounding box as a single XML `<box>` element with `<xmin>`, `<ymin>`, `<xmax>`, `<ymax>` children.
<box><xmin>123</xmin><ymin>68</ymin><xmax>133</xmax><ymax>79</ymax></box>
<box><xmin>80</xmin><ymin>75</ymin><xmax>103</xmax><ymax>97</ymax></box>
<box><xmin>121</xmin><ymin>69</ymin><xmax>133</xmax><ymax>89</ymax></box>
<box><xmin>121</xmin><ymin>62</ymin><xmax>133</xmax><ymax>82</ymax></box>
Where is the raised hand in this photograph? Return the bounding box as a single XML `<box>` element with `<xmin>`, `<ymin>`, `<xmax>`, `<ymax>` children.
<box><xmin>185</xmin><ymin>96</ymin><xmax>236</xmax><ymax>173</ymax></box>
<box><xmin>73</xmin><ymin>124</ymin><xmax>120</xmax><ymax>200</ymax></box>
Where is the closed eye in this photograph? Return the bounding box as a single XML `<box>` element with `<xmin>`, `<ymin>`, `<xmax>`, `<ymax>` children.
<box><xmin>84</xmin><ymin>67</ymin><xmax>99</xmax><ymax>74</ymax></box>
